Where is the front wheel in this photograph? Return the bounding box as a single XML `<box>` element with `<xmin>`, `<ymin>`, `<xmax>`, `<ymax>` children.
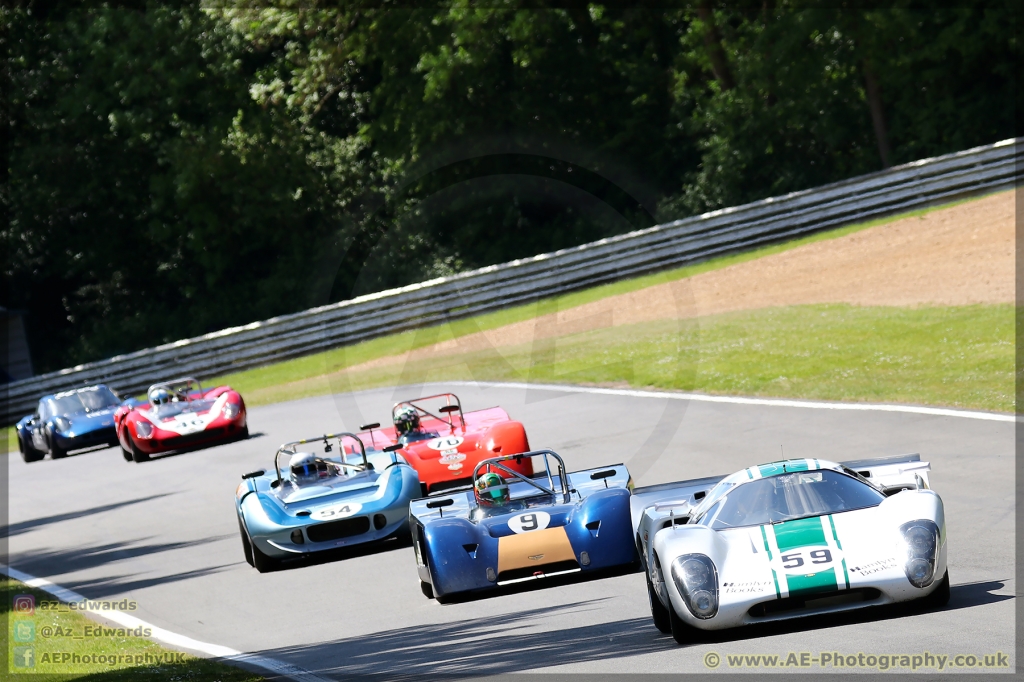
<box><xmin>669</xmin><ymin>599</ymin><xmax>697</xmax><ymax>644</ymax></box>
<box><xmin>19</xmin><ymin>436</ymin><xmax>45</xmax><ymax>463</ymax></box>
<box><xmin>121</xmin><ymin>445</ymin><xmax>134</xmax><ymax>462</ymax></box>
<box><xmin>922</xmin><ymin>570</ymin><xmax>950</xmax><ymax>609</ymax></box>
<box><xmin>251</xmin><ymin>540</ymin><xmax>280</xmax><ymax>573</ymax></box>
<box><xmin>647</xmin><ymin>572</ymin><xmax>672</xmax><ymax>634</ymax></box>
<box><xmin>129</xmin><ymin>436</ymin><xmax>150</xmax><ymax>463</ymax></box>
<box><xmin>48</xmin><ymin>435</ymin><xmax>67</xmax><ymax>459</ymax></box>
<box><xmin>238</xmin><ymin>517</ymin><xmax>254</xmax><ymax>567</ymax></box>
<box><xmin>419</xmin><ymin>581</ymin><xmax>434</xmax><ymax>599</ymax></box>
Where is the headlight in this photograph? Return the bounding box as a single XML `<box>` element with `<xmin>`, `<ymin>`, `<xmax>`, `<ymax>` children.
<box><xmin>899</xmin><ymin>520</ymin><xmax>939</xmax><ymax>588</ymax></box>
<box><xmin>222</xmin><ymin>402</ymin><xmax>240</xmax><ymax>419</ymax></box>
<box><xmin>53</xmin><ymin>417</ymin><xmax>72</xmax><ymax>433</ymax></box>
<box><xmin>134</xmin><ymin>421</ymin><xmax>154</xmax><ymax>439</ymax></box>
<box><xmin>670</xmin><ymin>553</ymin><xmax>719</xmax><ymax>619</ymax></box>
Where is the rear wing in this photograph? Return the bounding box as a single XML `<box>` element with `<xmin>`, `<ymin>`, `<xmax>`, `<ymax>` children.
<box><xmin>630</xmin><ymin>475</ymin><xmax>724</xmax><ymax>533</ymax></box>
<box><xmin>840</xmin><ymin>453</ymin><xmax>931</xmax><ymax>494</ymax></box>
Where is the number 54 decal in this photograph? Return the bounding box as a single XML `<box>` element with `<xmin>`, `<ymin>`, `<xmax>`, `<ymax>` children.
<box><xmin>508</xmin><ymin>511</ymin><xmax>551</xmax><ymax>534</ymax></box>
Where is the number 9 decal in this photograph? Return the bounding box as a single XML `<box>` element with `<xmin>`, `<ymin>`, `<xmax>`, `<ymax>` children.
<box><xmin>508</xmin><ymin>511</ymin><xmax>551</xmax><ymax>534</ymax></box>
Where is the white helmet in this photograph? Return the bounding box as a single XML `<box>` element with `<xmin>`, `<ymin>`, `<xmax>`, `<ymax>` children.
<box><xmin>289</xmin><ymin>452</ymin><xmax>324</xmax><ymax>485</ymax></box>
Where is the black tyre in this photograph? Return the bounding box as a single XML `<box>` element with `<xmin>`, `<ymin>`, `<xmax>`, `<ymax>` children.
<box><xmin>419</xmin><ymin>580</ymin><xmax>434</xmax><ymax>599</ymax></box>
<box><xmin>669</xmin><ymin>598</ymin><xmax>696</xmax><ymax>644</ymax></box>
<box><xmin>647</xmin><ymin>571</ymin><xmax>672</xmax><ymax>634</ymax></box>
<box><xmin>129</xmin><ymin>437</ymin><xmax>150</xmax><ymax>463</ymax></box>
<box><xmin>48</xmin><ymin>434</ymin><xmax>67</xmax><ymax>459</ymax></box>
<box><xmin>922</xmin><ymin>569</ymin><xmax>950</xmax><ymax>609</ymax></box>
<box><xmin>251</xmin><ymin>540</ymin><xmax>280</xmax><ymax>573</ymax></box>
<box><xmin>19</xmin><ymin>436</ymin><xmax>45</xmax><ymax>463</ymax></box>
<box><xmin>121</xmin><ymin>444</ymin><xmax>134</xmax><ymax>462</ymax></box>
<box><xmin>238</xmin><ymin>517</ymin><xmax>254</xmax><ymax>567</ymax></box>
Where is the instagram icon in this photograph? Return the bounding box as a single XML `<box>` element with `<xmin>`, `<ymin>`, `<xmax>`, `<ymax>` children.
<box><xmin>13</xmin><ymin>594</ymin><xmax>35</xmax><ymax>615</ymax></box>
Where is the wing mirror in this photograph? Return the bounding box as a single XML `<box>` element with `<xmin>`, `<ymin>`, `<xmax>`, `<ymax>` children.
<box><xmin>439</xmin><ymin>405</ymin><xmax>459</xmax><ymax>413</ymax></box>
<box><xmin>383</xmin><ymin>443</ymin><xmax>404</xmax><ymax>453</ymax></box>
<box><xmin>590</xmin><ymin>469</ymin><xmax>616</xmax><ymax>480</ymax></box>
<box><xmin>426</xmin><ymin>498</ymin><xmax>454</xmax><ymax>509</ymax></box>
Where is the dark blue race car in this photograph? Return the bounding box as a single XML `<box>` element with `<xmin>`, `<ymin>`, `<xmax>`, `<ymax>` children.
<box><xmin>16</xmin><ymin>385</ymin><xmax>129</xmax><ymax>462</ymax></box>
<box><xmin>410</xmin><ymin>449</ymin><xmax>639</xmax><ymax>602</ymax></box>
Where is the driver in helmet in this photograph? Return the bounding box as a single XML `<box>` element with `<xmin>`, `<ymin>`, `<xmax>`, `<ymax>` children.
<box><xmin>289</xmin><ymin>452</ymin><xmax>340</xmax><ymax>486</ymax></box>
<box><xmin>475</xmin><ymin>472</ymin><xmax>510</xmax><ymax>507</ymax></box>
<box><xmin>149</xmin><ymin>387</ymin><xmax>172</xmax><ymax>406</ymax></box>
<box><xmin>393</xmin><ymin>406</ymin><xmax>438</xmax><ymax>445</ymax></box>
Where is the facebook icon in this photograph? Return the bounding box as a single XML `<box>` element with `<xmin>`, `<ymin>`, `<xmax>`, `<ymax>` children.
<box><xmin>13</xmin><ymin>646</ymin><xmax>35</xmax><ymax>668</ymax></box>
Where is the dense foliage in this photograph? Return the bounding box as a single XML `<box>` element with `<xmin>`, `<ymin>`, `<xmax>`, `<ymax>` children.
<box><xmin>4</xmin><ymin>1</ymin><xmax>1019</xmax><ymax>373</ymax></box>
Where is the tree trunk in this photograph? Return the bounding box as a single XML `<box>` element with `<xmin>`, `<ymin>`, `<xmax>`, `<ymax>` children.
<box><xmin>862</xmin><ymin>59</ymin><xmax>892</xmax><ymax>168</ymax></box>
<box><xmin>697</xmin><ymin>2</ymin><xmax>735</xmax><ymax>91</ymax></box>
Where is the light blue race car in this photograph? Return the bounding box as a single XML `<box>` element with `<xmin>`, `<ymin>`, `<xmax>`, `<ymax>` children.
<box><xmin>235</xmin><ymin>431</ymin><xmax>421</xmax><ymax>572</ymax></box>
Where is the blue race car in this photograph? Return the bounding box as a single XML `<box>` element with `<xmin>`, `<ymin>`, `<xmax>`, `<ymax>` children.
<box><xmin>410</xmin><ymin>449</ymin><xmax>639</xmax><ymax>602</ymax></box>
<box><xmin>16</xmin><ymin>385</ymin><xmax>129</xmax><ymax>463</ymax></box>
<box><xmin>235</xmin><ymin>431</ymin><xmax>421</xmax><ymax>572</ymax></box>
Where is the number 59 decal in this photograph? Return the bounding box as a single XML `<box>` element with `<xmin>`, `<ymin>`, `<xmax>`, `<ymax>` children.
<box><xmin>780</xmin><ymin>547</ymin><xmax>835</xmax><ymax>571</ymax></box>
<box><xmin>508</xmin><ymin>511</ymin><xmax>551</xmax><ymax>534</ymax></box>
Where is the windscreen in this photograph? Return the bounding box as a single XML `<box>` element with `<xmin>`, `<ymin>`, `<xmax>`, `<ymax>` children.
<box><xmin>693</xmin><ymin>469</ymin><xmax>885</xmax><ymax>529</ymax></box>
<box><xmin>78</xmin><ymin>387</ymin><xmax>120</xmax><ymax>410</ymax></box>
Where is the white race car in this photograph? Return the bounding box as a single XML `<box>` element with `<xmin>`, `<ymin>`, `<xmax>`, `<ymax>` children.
<box><xmin>633</xmin><ymin>455</ymin><xmax>948</xmax><ymax>642</ymax></box>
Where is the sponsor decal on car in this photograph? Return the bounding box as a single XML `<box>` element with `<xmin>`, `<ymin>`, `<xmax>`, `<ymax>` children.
<box><xmin>439</xmin><ymin>452</ymin><xmax>466</xmax><ymax>464</ymax></box>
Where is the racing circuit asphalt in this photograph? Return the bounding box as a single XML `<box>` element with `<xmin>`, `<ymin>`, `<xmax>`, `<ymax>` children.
<box><xmin>5</xmin><ymin>382</ymin><xmax>1016</xmax><ymax>678</ymax></box>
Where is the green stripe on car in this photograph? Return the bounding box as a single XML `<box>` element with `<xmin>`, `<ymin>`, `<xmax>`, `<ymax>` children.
<box><xmin>786</xmin><ymin>568</ymin><xmax>839</xmax><ymax>599</ymax></box>
<box><xmin>826</xmin><ymin>515</ymin><xmax>851</xmax><ymax>589</ymax></box>
<box><xmin>773</xmin><ymin>517</ymin><xmax>827</xmax><ymax>552</ymax></box>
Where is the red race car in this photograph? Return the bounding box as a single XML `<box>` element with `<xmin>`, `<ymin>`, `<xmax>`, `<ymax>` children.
<box><xmin>355</xmin><ymin>393</ymin><xmax>532</xmax><ymax>495</ymax></box>
<box><xmin>114</xmin><ymin>377</ymin><xmax>248</xmax><ymax>463</ymax></box>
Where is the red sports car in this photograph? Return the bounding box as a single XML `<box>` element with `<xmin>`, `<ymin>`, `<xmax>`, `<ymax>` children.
<box><xmin>114</xmin><ymin>377</ymin><xmax>248</xmax><ymax>463</ymax></box>
<box><xmin>355</xmin><ymin>393</ymin><xmax>532</xmax><ymax>495</ymax></box>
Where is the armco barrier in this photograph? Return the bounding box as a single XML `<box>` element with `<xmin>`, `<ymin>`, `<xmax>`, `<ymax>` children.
<box><xmin>3</xmin><ymin>138</ymin><xmax>1020</xmax><ymax>423</ymax></box>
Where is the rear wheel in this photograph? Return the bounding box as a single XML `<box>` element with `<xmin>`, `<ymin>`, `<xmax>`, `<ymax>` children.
<box><xmin>419</xmin><ymin>581</ymin><xmax>434</xmax><ymax>599</ymax></box>
<box><xmin>647</xmin><ymin>572</ymin><xmax>672</xmax><ymax>634</ymax></box>
<box><xmin>238</xmin><ymin>517</ymin><xmax>254</xmax><ymax>567</ymax></box>
<box><xmin>19</xmin><ymin>436</ymin><xmax>45</xmax><ymax>463</ymax></box>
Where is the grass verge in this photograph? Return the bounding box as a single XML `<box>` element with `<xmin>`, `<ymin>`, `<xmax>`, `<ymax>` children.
<box><xmin>207</xmin><ymin>192</ymin><xmax>1005</xmax><ymax>409</ymax></box>
<box><xmin>247</xmin><ymin>304</ymin><xmax>1014</xmax><ymax>414</ymax></box>
<box><xmin>2</xmin><ymin>575</ymin><xmax>262</xmax><ymax>680</ymax></box>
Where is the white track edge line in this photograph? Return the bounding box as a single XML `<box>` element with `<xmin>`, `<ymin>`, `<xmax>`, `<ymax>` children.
<box><xmin>0</xmin><ymin>564</ymin><xmax>332</xmax><ymax>682</ymax></box>
<box><xmin>445</xmin><ymin>381</ymin><xmax>1015</xmax><ymax>422</ymax></box>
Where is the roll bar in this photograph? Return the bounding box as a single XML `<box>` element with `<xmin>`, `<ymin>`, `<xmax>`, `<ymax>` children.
<box><xmin>146</xmin><ymin>377</ymin><xmax>203</xmax><ymax>405</ymax></box>
<box><xmin>392</xmin><ymin>393</ymin><xmax>465</xmax><ymax>432</ymax></box>
<box><xmin>274</xmin><ymin>431</ymin><xmax>369</xmax><ymax>485</ymax></box>
<box><xmin>472</xmin><ymin>449</ymin><xmax>570</xmax><ymax>501</ymax></box>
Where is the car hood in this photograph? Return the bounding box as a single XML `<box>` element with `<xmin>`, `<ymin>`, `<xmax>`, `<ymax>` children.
<box><xmin>62</xmin><ymin>407</ymin><xmax>118</xmax><ymax>433</ymax></box>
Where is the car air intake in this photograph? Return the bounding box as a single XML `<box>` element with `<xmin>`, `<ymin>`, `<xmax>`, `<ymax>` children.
<box><xmin>307</xmin><ymin>516</ymin><xmax>371</xmax><ymax>543</ymax></box>
<box><xmin>748</xmin><ymin>588</ymin><xmax>881</xmax><ymax>617</ymax></box>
